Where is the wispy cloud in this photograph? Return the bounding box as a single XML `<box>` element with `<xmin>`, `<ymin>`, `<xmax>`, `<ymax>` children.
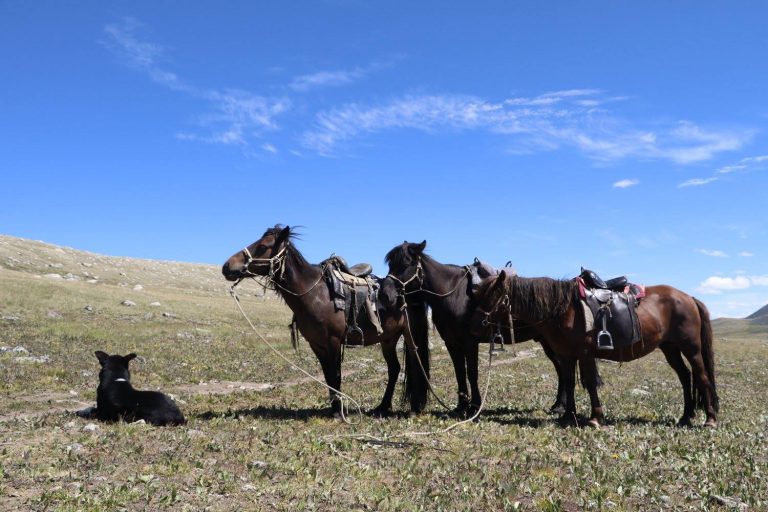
<box><xmin>697</xmin><ymin>274</ymin><xmax>768</xmax><ymax>294</ymax></box>
<box><xmin>696</xmin><ymin>249</ymin><xmax>728</xmax><ymax>258</ymax></box>
<box><xmin>302</xmin><ymin>91</ymin><xmax>751</xmax><ymax>160</ymax></box>
<box><xmin>613</xmin><ymin>178</ymin><xmax>639</xmax><ymax>188</ymax></box>
<box><xmin>679</xmin><ymin>177</ymin><xmax>719</xmax><ymax>187</ymax></box>
<box><xmin>678</xmin><ymin>154</ymin><xmax>768</xmax><ymax>187</ymax></box>
<box><xmin>739</xmin><ymin>251</ymin><xmax>754</xmax><ymax>257</ymax></box>
<box><xmin>289</xmin><ymin>60</ymin><xmax>395</xmax><ymax>92</ymax></box>
<box><xmin>103</xmin><ymin>18</ymin><xmax>290</xmax><ymax>146</ymax></box>
<box><xmin>261</xmin><ymin>143</ymin><xmax>278</xmax><ymax>154</ymax></box>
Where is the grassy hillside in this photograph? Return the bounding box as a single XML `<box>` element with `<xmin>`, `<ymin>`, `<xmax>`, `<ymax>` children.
<box><xmin>1</xmin><ymin>235</ymin><xmax>767</xmax><ymax>511</ymax></box>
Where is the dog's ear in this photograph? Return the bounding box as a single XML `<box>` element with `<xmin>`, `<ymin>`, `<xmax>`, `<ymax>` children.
<box><xmin>125</xmin><ymin>353</ymin><xmax>138</xmax><ymax>363</ymax></box>
<box><xmin>95</xmin><ymin>351</ymin><xmax>109</xmax><ymax>366</ymax></box>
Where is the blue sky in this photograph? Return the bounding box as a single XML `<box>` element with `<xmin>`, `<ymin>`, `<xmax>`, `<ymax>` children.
<box><xmin>1</xmin><ymin>1</ymin><xmax>767</xmax><ymax>318</ymax></box>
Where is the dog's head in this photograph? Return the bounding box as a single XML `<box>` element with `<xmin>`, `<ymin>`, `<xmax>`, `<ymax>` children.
<box><xmin>94</xmin><ymin>351</ymin><xmax>137</xmax><ymax>384</ymax></box>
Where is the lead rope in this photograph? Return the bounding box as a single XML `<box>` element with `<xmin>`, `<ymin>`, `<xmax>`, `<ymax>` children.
<box><xmin>229</xmin><ymin>286</ymin><xmax>363</xmax><ymax>425</ymax></box>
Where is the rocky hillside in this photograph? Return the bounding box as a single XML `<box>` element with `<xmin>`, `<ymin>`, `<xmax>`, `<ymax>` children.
<box><xmin>0</xmin><ymin>234</ymin><xmax>226</xmax><ymax>293</ymax></box>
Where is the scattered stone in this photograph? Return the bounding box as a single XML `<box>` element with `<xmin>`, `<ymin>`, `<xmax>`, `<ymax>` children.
<box><xmin>631</xmin><ymin>388</ymin><xmax>651</xmax><ymax>396</ymax></box>
<box><xmin>149</xmin><ymin>301</ymin><xmax>161</xmax><ymax>307</ymax></box>
<box><xmin>131</xmin><ymin>419</ymin><xmax>147</xmax><ymax>425</ymax></box>
<box><xmin>249</xmin><ymin>460</ymin><xmax>268</xmax><ymax>469</ymax></box>
<box><xmin>83</xmin><ymin>423</ymin><xmax>99</xmax><ymax>432</ymax></box>
<box><xmin>44</xmin><ymin>273</ymin><xmax>63</xmax><ymax>280</ymax></box>
<box><xmin>48</xmin><ymin>262</ymin><xmax>63</xmax><ymax>268</ymax></box>
<box><xmin>187</xmin><ymin>429</ymin><xmax>205</xmax><ymax>438</ymax></box>
<box><xmin>0</xmin><ymin>315</ymin><xmax>21</xmax><ymax>322</ymax></box>
<box><xmin>177</xmin><ymin>332</ymin><xmax>194</xmax><ymax>339</ymax></box>
<box><xmin>87</xmin><ymin>279</ymin><xmax>98</xmax><ymax>284</ymax></box>
<box><xmin>162</xmin><ymin>312</ymin><xmax>177</xmax><ymax>318</ymax></box>
<box><xmin>710</xmin><ymin>495</ymin><xmax>747</xmax><ymax>511</ymax></box>
<box><xmin>121</xmin><ymin>300</ymin><xmax>136</xmax><ymax>307</ymax></box>
<box><xmin>84</xmin><ymin>305</ymin><xmax>94</xmax><ymax>312</ymax></box>
<box><xmin>11</xmin><ymin>346</ymin><xmax>28</xmax><ymax>354</ymax></box>
<box><xmin>67</xmin><ymin>443</ymin><xmax>84</xmax><ymax>453</ymax></box>
<box><xmin>46</xmin><ymin>310</ymin><xmax>62</xmax><ymax>319</ymax></box>
<box><xmin>81</xmin><ymin>370</ymin><xmax>93</xmax><ymax>378</ymax></box>
<box><xmin>80</xmin><ymin>262</ymin><xmax>93</xmax><ymax>268</ymax></box>
<box><xmin>133</xmin><ymin>284</ymin><xmax>144</xmax><ymax>291</ymax></box>
<box><xmin>119</xmin><ymin>272</ymin><xmax>126</xmax><ymax>276</ymax></box>
<box><xmin>242</xmin><ymin>484</ymin><xmax>258</xmax><ymax>492</ymax></box>
<box><xmin>15</xmin><ymin>355</ymin><xmax>51</xmax><ymax>363</ymax></box>
<box><xmin>64</xmin><ymin>421</ymin><xmax>77</xmax><ymax>428</ymax></box>
<box><xmin>63</xmin><ymin>273</ymin><xmax>79</xmax><ymax>281</ymax></box>
<box><xmin>69</xmin><ymin>389</ymin><xmax>78</xmax><ymax>396</ymax></box>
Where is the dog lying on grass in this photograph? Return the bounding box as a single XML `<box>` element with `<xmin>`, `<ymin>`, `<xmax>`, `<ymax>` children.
<box><xmin>77</xmin><ymin>351</ymin><xmax>185</xmax><ymax>426</ymax></box>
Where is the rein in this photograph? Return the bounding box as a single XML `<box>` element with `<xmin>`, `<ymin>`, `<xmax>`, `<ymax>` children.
<box><xmin>236</xmin><ymin>242</ymin><xmax>327</xmax><ymax>298</ymax></box>
<box><xmin>387</xmin><ymin>256</ymin><xmax>471</xmax><ymax>299</ymax></box>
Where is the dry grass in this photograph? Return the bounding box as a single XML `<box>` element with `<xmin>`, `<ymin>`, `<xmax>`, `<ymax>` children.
<box><xmin>1</xmin><ymin>236</ymin><xmax>767</xmax><ymax>511</ymax></box>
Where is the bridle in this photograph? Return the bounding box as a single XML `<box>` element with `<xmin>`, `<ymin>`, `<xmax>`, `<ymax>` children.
<box><xmin>232</xmin><ymin>241</ymin><xmax>327</xmax><ymax>297</ymax></box>
<box><xmin>387</xmin><ymin>255</ymin><xmax>471</xmax><ymax>303</ymax></box>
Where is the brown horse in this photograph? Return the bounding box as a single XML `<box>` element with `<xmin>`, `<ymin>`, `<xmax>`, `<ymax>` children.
<box><xmin>222</xmin><ymin>225</ymin><xmax>430</xmax><ymax>418</ymax></box>
<box><xmin>470</xmin><ymin>271</ymin><xmax>718</xmax><ymax>427</ymax></box>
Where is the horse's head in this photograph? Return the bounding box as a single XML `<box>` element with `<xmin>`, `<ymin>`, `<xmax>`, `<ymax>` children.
<box><xmin>95</xmin><ymin>351</ymin><xmax>137</xmax><ymax>384</ymax></box>
<box><xmin>469</xmin><ymin>270</ymin><xmax>511</xmax><ymax>339</ymax></box>
<box><xmin>384</xmin><ymin>240</ymin><xmax>427</xmax><ymax>291</ymax></box>
<box><xmin>221</xmin><ymin>224</ymin><xmax>292</xmax><ymax>281</ymax></box>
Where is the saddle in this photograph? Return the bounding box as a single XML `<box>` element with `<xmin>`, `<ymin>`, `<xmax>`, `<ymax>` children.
<box><xmin>577</xmin><ymin>268</ymin><xmax>646</xmax><ymax>351</ymax></box>
<box><xmin>322</xmin><ymin>256</ymin><xmax>382</xmax><ymax>346</ymax></box>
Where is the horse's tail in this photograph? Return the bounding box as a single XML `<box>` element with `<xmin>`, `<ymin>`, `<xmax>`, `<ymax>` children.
<box><xmin>694</xmin><ymin>297</ymin><xmax>719</xmax><ymax>413</ymax></box>
<box><xmin>403</xmin><ymin>304</ymin><xmax>430</xmax><ymax>413</ymax></box>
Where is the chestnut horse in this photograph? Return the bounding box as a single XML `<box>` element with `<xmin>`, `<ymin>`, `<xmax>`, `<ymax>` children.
<box><xmin>222</xmin><ymin>225</ymin><xmax>430</xmax><ymax>418</ymax></box>
<box><xmin>471</xmin><ymin>270</ymin><xmax>719</xmax><ymax>427</ymax></box>
<box><xmin>385</xmin><ymin>241</ymin><xmax>597</xmax><ymax>417</ymax></box>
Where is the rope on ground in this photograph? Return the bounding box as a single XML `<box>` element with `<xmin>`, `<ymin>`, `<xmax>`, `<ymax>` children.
<box><xmin>230</xmin><ymin>286</ymin><xmax>363</xmax><ymax>425</ymax></box>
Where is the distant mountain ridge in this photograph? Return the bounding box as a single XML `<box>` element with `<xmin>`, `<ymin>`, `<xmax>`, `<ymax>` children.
<box><xmin>745</xmin><ymin>303</ymin><xmax>768</xmax><ymax>325</ymax></box>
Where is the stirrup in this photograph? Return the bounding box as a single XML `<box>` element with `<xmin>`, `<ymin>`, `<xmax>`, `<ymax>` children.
<box><xmin>490</xmin><ymin>332</ymin><xmax>507</xmax><ymax>354</ymax></box>
<box><xmin>597</xmin><ymin>330</ymin><xmax>614</xmax><ymax>350</ymax></box>
<box><xmin>345</xmin><ymin>325</ymin><xmax>364</xmax><ymax>347</ymax></box>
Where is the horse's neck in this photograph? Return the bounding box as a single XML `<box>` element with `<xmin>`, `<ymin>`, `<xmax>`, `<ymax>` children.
<box><xmin>421</xmin><ymin>258</ymin><xmax>470</xmax><ymax>317</ymax></box>
<box><xmin>274</xmin><ymin>249</ymin><xmax>323</xmax><ymax>310</ymax></box>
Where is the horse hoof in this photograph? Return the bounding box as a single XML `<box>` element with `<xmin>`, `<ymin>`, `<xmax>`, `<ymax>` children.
<box><xmin>704</xmin><ymin>419</ymin><xmax>717</xmax><ymax>429</ymax></box>
<box><xmin>676</xmin><ymin>417</ymin><xmax>693</xmax><ymax>428</ymax></box>
<box><xmin>558</xmin><ymin>413</ymin><xmax>578</xmax><ymax>428</ymax></box>
<box><xmin>368</xmin><ymin>407</ymin><xmax>392</xmax><ymax>419</ymax></box>
<box><xmin>549</xmin><ymin>404</ymin><xmax>566</xmax><ymax>415</ymax></box>
<box><xmin>587</xmin><ymin>418</ymin><xmax>602</xmax><ymax>429</ymax></box>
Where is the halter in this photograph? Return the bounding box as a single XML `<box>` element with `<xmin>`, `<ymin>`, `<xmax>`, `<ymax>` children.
<box><xmin>478</xmin><ymin>292</ymin><xmax>511</xmax><ymax>328</ymax></box>
<box><xmin>240</xmin><ymin>243</ymin><xmax>288</xmax><ymax>282</ymax></box>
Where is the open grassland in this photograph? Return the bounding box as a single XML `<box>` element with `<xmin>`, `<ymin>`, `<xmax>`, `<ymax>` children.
<box><xmin>1</xmin><ymin>236</ymin><xmax>767</xmax><ymax>511</ymax></box>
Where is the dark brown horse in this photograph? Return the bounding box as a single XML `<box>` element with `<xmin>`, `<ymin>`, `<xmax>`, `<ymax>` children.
<box><xmin>385</xmin><ymin>241</ymin><xmax>593</xmax><ymax>417</ymax></box>
<box><xmin>471</xmin><ymin>271</ymin><xmax>719</xmax><ymax>427</ymax></box>
<box><xmin>222</xmin><ymin>226</ymin><xmax>430</xmax><ymax>418</ymax></box>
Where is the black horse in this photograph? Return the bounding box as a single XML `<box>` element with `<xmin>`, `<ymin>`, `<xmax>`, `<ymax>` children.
<box><xmin>223</xmin><ymin>226</ymin><xmax>430</xmax><ymax>418</ymax></box>
<box><xmin>386</xmin><ymin>241</ymin><xmax>598</xmax><ymax>417</ymax></box>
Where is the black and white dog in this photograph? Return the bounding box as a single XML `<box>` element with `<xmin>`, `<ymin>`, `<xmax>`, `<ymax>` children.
<box><xmin>78</xmin><ymin>351</ymin><xmax>185</xmax><ymax>426</ymax></box>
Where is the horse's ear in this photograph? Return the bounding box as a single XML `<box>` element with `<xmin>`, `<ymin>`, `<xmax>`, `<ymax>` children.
<box><xmin>495</xmin><ymin>271</ymin><xmax>507</xmax><ymax>289</ymax></box>
<box><xmin>414</xmin><ymin>240</ymin><xmax>427</xmax><ymax>254</ymax></box>
<box><xmin>276</xmin><ymin>225</ymin><xmax>291</xmax><ymax>245</ymax></box>
<box><xmin>95</xmin><ymin>351</ymin><xmax>109</xmax><ymax>366</ymax></box>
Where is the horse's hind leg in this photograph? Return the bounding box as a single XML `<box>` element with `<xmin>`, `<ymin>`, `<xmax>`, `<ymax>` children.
<box><xmin>371</xmin><ymin>338</ymin><xmax>400</xmax><ymax>417</ymax></box>
<box><xmin>579</xmin><ymin>356</ymin><xmax>604</xmax><ymax>427</ymax></box>
<box><xmin>680</xmin><ymin>344</ymin><xmax>718</xmax><ymax>427</ymax></box>
<box><xmin>660</xmin><ymin>343</ymin><xmax>695</xmax><ymax>427</ymax></box>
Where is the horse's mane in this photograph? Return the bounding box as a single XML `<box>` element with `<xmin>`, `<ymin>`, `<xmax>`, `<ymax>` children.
<box><xmin>507</xmin><ymin>276</ymin><xmax>575</xmax><ymax>320</ymax></box>
<box><xmin>477</xmin><ymin>274</ymin><xmax>575</xmax><ymax>321</ymax></box>
<box><xmin>264</xmin><ymin>224</ymin><xmax>312</xmax><ymax>269</ymax></box>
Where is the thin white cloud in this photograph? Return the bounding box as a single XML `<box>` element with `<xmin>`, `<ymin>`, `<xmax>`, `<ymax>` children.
<box><xmin>289</xmin><ymin>59</ymin><xmax>397</xmax><ymax>92</ymax></box>
<box><xmin>103</xmin><ymin>19</ymin><xmax>289</xmax><ymax>146</ymax></box>
<box><xmin>678</xmin><ymin>177</ymin><xmax>719</xmax><ymax>188</ymax></box>
<box><xmin>696</xmin><ymin>249</ymin><xmax>728</xmax><ymax>258</ymax></box>
<box><xmin>613</xmin><ymin>178</ymin><xmax>639</xmax><ymax>188</ymax></box>
<box><xmin>302</xmin><ymin>92</ymin><xmax>751</xmax><ymax>160</ymax></box>
<box><xmin>261</xmin><ymin>143</ymin><xmax>278</xmax><ymax>154</ymax></box>
<box><xmin>739</xmin><ymin>251</ymin><xmax>754</xmax><ymax>257</ymax></box>
<box><xmin>697</xmin><ymin>274</ymin><xmax>768</xmax><ymax>294</ymax></box>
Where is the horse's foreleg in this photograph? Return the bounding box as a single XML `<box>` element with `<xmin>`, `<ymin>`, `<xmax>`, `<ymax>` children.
<box><xmin>465</xmin><ymin>337</ymin><xmax>482</xmax><ymax>417</ymax></box>
<box><xmin>579</xmin><ymin>356</ymin><xmax>604</xmax><ymax>427</ymax></box>
<box><xmin>445</xmin><ymin>340</ymin><xmax>470</xmax><ymax>417</ymax></box>
<box><xmin>660</xmin><ymin>343</ymin><xmax>695</xmax><ymax>427</ymax></box>
<box><xmin>317</xmin><ymin>341</ymin><xmax>343</xmax><ymax>418</ymax></box>
<box><xmin>541</xmin><ymin>340</ymin><xmax>567</xmax><ymax>414</ymax></box>
<box><xmin>371</xmin><ymin>338</ymin><xmax>400</xmax><ymax>417</ymax></box>
<box><xmin>558</xmin><ymin>357</ymin><xmax>578</xmax><ymax>427</ymax></box>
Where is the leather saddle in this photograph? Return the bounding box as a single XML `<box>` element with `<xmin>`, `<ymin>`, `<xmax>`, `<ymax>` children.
<box><xmin>580</xmin><ymin>268</ymin><xmax>627</xmax><ymax>292</ymax></box>
<box><xmin>325</xmin><ymin>255</ymin><xmax>372</xmax><ymax>278</ymax></box>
